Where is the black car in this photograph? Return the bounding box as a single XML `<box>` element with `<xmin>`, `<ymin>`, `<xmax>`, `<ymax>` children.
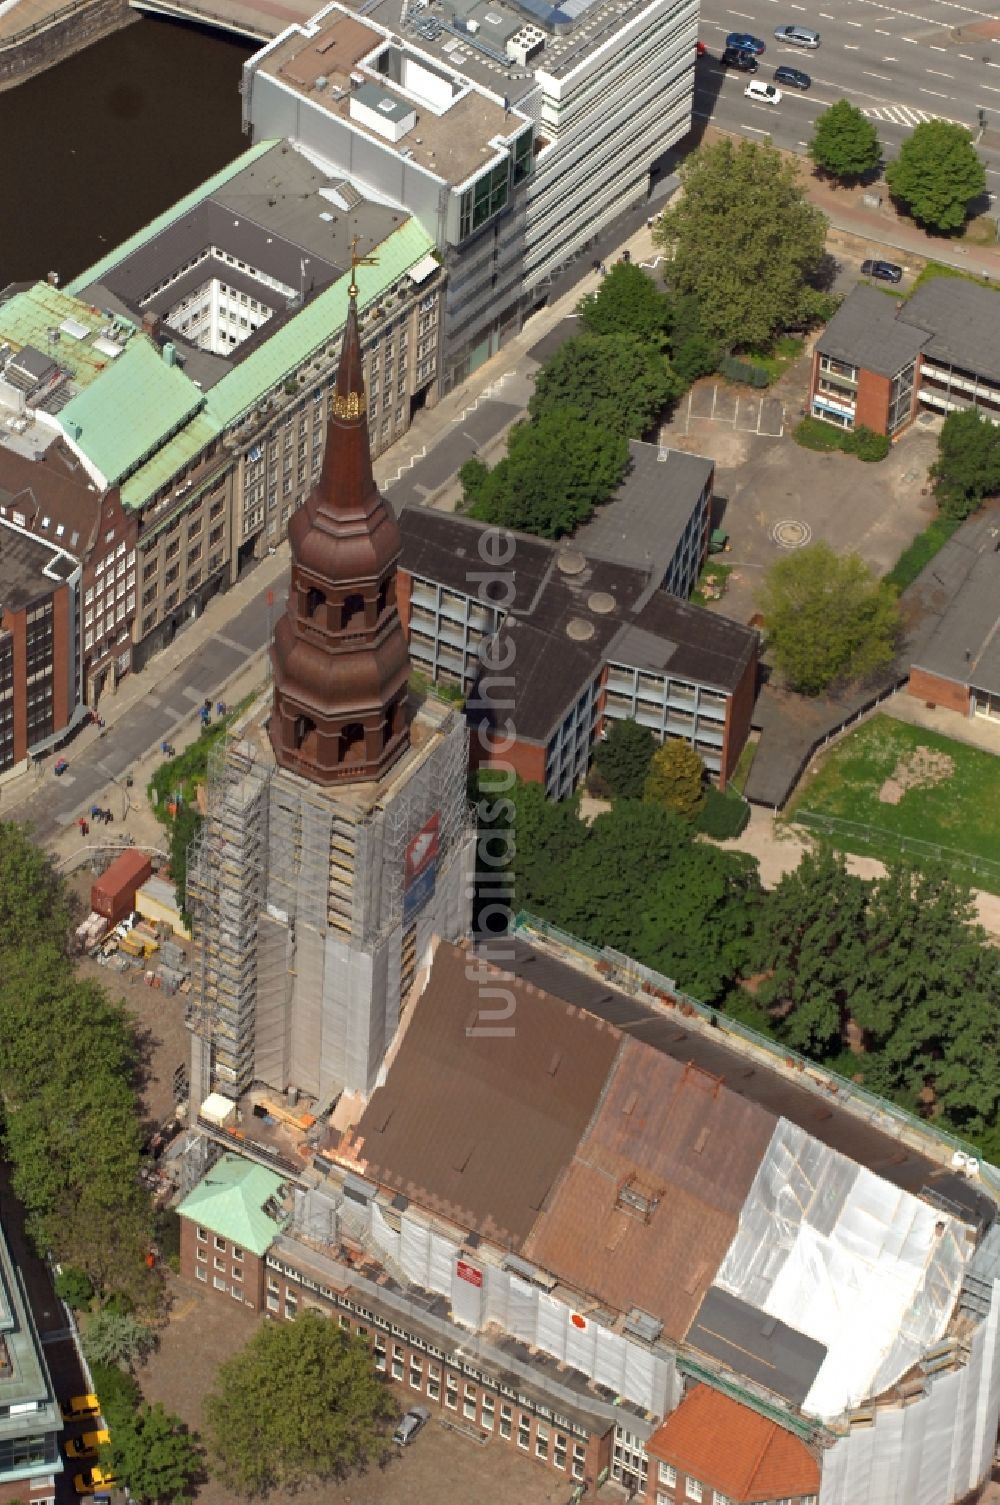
<box><xmin>861</xmin><ymin>259</ymin><xmax>903</xmax><ymax>284</ymax></box>
<box><xmin>774</xmin><ymin>64</ymin><xmax>811</xmax><ymax>89</ymax></box>
<box><xmin>721</xmin><ymin>46</ymin><xmax>759</xmax><ymax>72</ymax></box>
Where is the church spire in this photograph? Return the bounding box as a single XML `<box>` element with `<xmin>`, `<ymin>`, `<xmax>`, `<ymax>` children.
<box><xmin>268</xmin><ymin>277</ymin><xmax>411</xmax><ymax>786</ymax></box>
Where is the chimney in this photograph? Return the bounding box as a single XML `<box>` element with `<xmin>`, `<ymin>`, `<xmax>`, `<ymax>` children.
<box><xmin>46</xmin><ymin>271</ymin><xmax>59</xmax><ymax>287</ymax></box>
<box><xmin>162</xmin><ymin>342</ymin><xmax>177</xmax><ymax>368</ymax></box>
<box><xmin>142</xmin><ymin>309</ymin><xmax>163</xmax><ymax>343</ymax></box>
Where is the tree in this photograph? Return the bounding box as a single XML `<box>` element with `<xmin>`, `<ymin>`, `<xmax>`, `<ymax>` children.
<box><xmin>107</xmin><ymin>1402</ymin><xmax>201</xmax><ymax>1505</ymax></box>
<box><xmin>809</xmin><ymin>100</ymin><xmax>881</xmax><ymax>183</ymax></box>
<box><xmin>929</xmin><ymin>407</ymin><xmax>1000</xmax><ymax>519</ymax></box>
<box><xmin>636</xmin><ymin>843</ymin><xmax>762</xmax><ymax>1004</ymax></box>
<box><xmin>528</xmin><ymin>334</ymin><xmax>682</xmax><ymax>438</ymax></box>
<box><xmin>204</xmin><ymin>1311</ymin><xmax>396</xmax><ymax>1495</ymax></box>
<box><xmin>885</xmin><ymin>119</ymin><xmax>986</xmax><ymax>232</ymax></box>
<box><xmin>0</xmin><ymin>821</ymin><xmax>72</xmax><ymax>954</ymax></box>
<box><xmin>757</xmin><ymin>543</ymin><xmax>900</xmax><ymax>695</ymax></box>
<box><xmin>653</xmin><ymin>138</ymin><xmax>828</xmax><ymax>351</ymax></box>
<box><xmin>465</xmin><ymin>408</ymin><xmax>629</xmax><ymax>537</ymax></box>
<box><xmin>749</xmin><ymin>848</ymin><xmax>870</xmax><ymax>1056</ymax></box>
<box><xmin>89</xmin><ymin>1361</ymin><xmax>142</xmax><ymax>1430</ymax></box>
<box><xmin>82</xmin><ymin>1311</ymin><xmax>156</xmax><ymax>1371</ymax></box>
<box><xmin>54</xmin><ymin>1267</ymin><xmax>94</xmax><ymax>1311</ymax></box>
<box><xmin>644</xmin><ymin>739</ymin><xmax>706</xmax><ymax>818</ymax></box>
<box><xmin>592</xmin><ymin>719</ymin><xmax>656</xmax><ymax>800</ymax></box>
<box><xmin>577</xmin><ymin>262</ymin><xmax>673</xmax><ymax>344</ymax></box>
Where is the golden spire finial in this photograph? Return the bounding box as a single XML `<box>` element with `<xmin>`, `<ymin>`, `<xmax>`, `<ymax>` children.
<box><xmin>348</xmin><ymin>235</ymin><xmax>378</xmax><ymax>299</ymax></box>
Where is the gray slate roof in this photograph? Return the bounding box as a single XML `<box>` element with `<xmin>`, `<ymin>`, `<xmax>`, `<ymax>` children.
<box><xmin>816</xmin><ymin>285</ymin><xmax>929</xmax><ymax>378</ymax></box>
<box><xmin>899</xmin><ymin>278</ymin><xmax>1000</xmax><ymax>386</ymax></box>
<box><xmin>908</xmin><ymin>509</ymin><xmax>1000</xmax><ymax>694</ymax></box>
<box><xmin>572</xmin><ymin>440</ymin><xmax>713</xmax><ymax>587</ymax></box>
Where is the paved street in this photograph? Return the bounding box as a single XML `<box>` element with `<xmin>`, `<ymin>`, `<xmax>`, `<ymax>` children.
<box><xmin>697</xmin><ymin>0</ymin><xmax>1000</xmax><ymax>209</ymax></box>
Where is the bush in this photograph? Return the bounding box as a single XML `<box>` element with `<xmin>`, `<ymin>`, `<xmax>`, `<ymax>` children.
<box><xmin>55</xmin><ymin>1266</ymin><xmax>94</xmax><ymax>1311</ymax></box>
<box><xmin>694</xmin><ymin>787</ymin><xmax>751</xmax><ymax>840</ymax></box>
<box><xmin>672</xmin><ymin>333</ymin><xmax>719</xmax><ymax>384</ymax></box>
<box><xmin>883</xmin><ymin>514</ymin><xmax>962</xmax><ymax>592</ymax></box>
<box><xmin>719</xmin><ymin>354</ymin><xmax>769</xmax><ymax>388</ymax></box>
<box><xmin>843</xmin><ymin>424</ymin><xmax>890</xmax><ymax>462</ymax></box>
<box><xmin>794</xmin><ymin>417</ymin><xmax>889</xmax><ymax>461</ymax></box>
<box><xmin>90</xmin><ymin>1361</ymin><xmax>142</xmax><ymax>1429</ymax></box>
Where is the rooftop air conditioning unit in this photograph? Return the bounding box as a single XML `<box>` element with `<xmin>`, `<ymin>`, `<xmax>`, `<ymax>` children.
<box><xmin>507</xmin><ymin>23</ymin><xmax>544</xmax><ymax>66</ymax></box>
<box><xmin>315</xmin><ymin>74</ymin><xmax>329</xmax><ymax>88</ymax></box>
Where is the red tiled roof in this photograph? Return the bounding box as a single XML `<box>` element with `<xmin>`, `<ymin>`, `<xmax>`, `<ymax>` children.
<box><xmin>646</xmin><ymin>1386</ymin><xmax>820</xmax><ymax>1504</ymax></box>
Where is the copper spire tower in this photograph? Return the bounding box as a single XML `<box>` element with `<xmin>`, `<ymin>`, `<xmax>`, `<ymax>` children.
<box><xmin>269</xmin><ymin>280</ymin><xmax>411</xmax><ymax>785</ymax></box>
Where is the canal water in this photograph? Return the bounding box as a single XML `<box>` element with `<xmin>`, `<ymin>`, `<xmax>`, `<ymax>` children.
<box><xmin>0</xmin><ymin>15</ymin><xmax>253</xmax><ymax>288</ymax></box>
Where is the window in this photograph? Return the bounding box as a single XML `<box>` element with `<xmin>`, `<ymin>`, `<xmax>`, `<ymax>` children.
<box><xmin>554</xmin><ymin>1433</ymin><xmax>567</xmax><ymax>1469</ymax></box>
<box><xmin>499</xmin><ymin>1404</ymin><xmax>512</xmax><ymax>1440</ymax></box>
<box><xmin>481</xmin><ymin>1394</ymin><xmax>494</xmax><ymax>1429</ymax></box>
<box><xmin>572</xmin><ymin>1443</ymin><xmax>587</xmax><ymax>1481</ymax></box>
<box><xmin>463</xmin><ymin>1383</ymin><xmax>477</xmax><ymax>1421</ymax></box>
<box><xmin>196</xmin><ymin>1226</ymin><xmax>207</xmax><ymax>1242</ymax></box>
<box><xmin>686</xmin><ymin>1480</ymin><xmax>703</xmax><ymax>1501</ymax></box>
<box><xmin>214</xmin><ymin>1257</ymin><xmax>225</xmax><ymax>1272</ymax></box>
<box><xmin>660</xmin><ymin>1464</ymin><xmax>677</xmax><ymax>1487</ymax></box>
<box><xmin>232</xmin><ymin>1246</ymin><xmax>243</xmax><ymax>1264</ymax></box>
<box><xmin>445</xmin><ymin>1374</ymin><xmax>458</xmax><ymax>1410</ymax></box>
<box><xmin>196</xmin><ymin>1267</ymin><xmax>207</xmax><ymax>1282</ymax></box>
<box><xmin>714</xmin><ymin>1494</ymin><xmax>730</xmax><ymax>1505</ymax></box>
<box><xmin>536</xmin><ymin>1423</ymin><xmax>549</xmax><ymax>1460</ymax></box>
<box><xmin>213</xmin><ymin>1276</ymin><xmax>226</xmax><ymax>1292</ymax></box>
<box><xmin>391</xmin><ymin>1345</ymin><xmax>404</xmax><ymax>1381</ymax></box>
<box><xmin>373</xmin><ymin>1338</ymin><xmax>386</xmax><ymax>1372</ymax></box>
<box><xmin>196</xmin><ymin>1248</ymin><xmax>207</xmax><ymax>1264</ymax></box>
<box><xmin>426</xmin><ymin>1365</ymin><xmax>440</xmax><ymax>1401</ymax></box>
<box><xmin>409</xmin><ymin>1357</ymin><xmax>422</xmax><ymax>1390</ymax></box>
<box><xmin>517</xmin><ymin>1415</ymin><xmax>530</xmax><ymax>1451</ymax></box>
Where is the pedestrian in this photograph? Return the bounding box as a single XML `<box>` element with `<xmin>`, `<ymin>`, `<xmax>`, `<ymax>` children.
<box><xmin>216</xmin><ymin>700</ymin><xmax>226</xmax><ymax>716</ymax></box>
<box><xmin>82</xmin><ymin>819</ymin><xmax>89</xmax><ymax>837</ymax></box>
<box><xmin>598</xmin><ymin>262</ymin><xmax>607</xmax><ymax>277</ymax></box>
<box><xmin>105</xmin><ymin>809</ymin><xmax>114</xmax><ymax>825</ymax></box>
<box><xmin>622</xmin><ymin>248</ymin><xmax>631</xmax><ymax>263</ymax></box>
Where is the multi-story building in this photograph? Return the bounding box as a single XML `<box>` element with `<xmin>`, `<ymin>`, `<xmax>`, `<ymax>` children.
<box><xmin>398</xmin><ymin>503</ymin><xmax>756</xmax><ymax>794</ymax></box>
<box><xmin>808</xmin><ymin>280</ymin><xmax>1000</xmax><ymax>438</ymax></box>
<box><xmin>0</xmin><ymin>137</ymin><xmax>444</xmax><ymax>681</ymax></box>
<box><xmin>243</xmin><ymin>0</ymin><xmax>698</xmax><ymax>388</ymax></box>
<box><xmin>0</xmin><ymin>1214</ymin><xmax>62</xmax><ymax>1505</ymax></box>
<box><xmin>177</xmin><ymin>930</ymin><xmax>1000</xmax><ymax>1505</ymax></box>
<box><xmin>906</xmin><ymin>508</ymin><xmax>1000</xmax><ymax>722</ymax></box>
<box><xmin>186</xmin><ymin>288</ymin><xmax>475</xmax><ymax>1107</ymax></box>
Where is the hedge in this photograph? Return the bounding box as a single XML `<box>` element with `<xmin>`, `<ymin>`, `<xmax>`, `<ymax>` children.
<box><xmin>694</xmin><ymin>786</ymin><xmax>751</xmax><ymax>840</ymax></box>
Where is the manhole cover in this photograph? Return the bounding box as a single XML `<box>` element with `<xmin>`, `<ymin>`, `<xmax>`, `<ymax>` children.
<box><xmin>772</xmin><ymin>519</ymin><xmax>812</xmax><ymax>549</ymax></box>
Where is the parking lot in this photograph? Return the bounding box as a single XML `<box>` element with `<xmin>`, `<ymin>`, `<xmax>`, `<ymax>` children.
<box><xmin>678</xmin><ymin>382</ymin><xmax>786</xmax><ymax>437</ymax></box>
<box><xmin>136</xmin><ymin>1277</ymin><xmax>578</xmax><ymax>1505</ymax></box>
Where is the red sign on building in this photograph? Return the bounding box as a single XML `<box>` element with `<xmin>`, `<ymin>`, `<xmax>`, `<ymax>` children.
<box><xmin>456</xmin><ymin>1259</ymin><xmax>483</xmax><ymax>1288</ymax></box>
<box><xmin>404</xmin><ymin>811</ymin><xmax>441</xmax><ymax>886</ymax></box>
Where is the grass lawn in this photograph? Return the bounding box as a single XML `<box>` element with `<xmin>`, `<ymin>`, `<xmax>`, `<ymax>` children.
<box><xmin>785</xmin><ymin>714</ymin><xmax>1000</xmax><ymax>892</ymax></box>
<box><xmin>691</xmin><ymin>561</ymin><xmax>733</xmax><ymax>606</ymax></box>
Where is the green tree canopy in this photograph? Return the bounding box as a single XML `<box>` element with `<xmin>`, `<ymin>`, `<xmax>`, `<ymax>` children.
<box><xmin>0</xmin><ymin>821</ymin><xmax>72</xmax><ymax>953</ymax></box>
<box><xmin>885</xmin><ymin>120</ymin><xmax>986</xmax><ymax>232</ymax></box>
<box><xmin>82</xmin><ymin>1311</ymin><xmax>156</xmax><ymax>1371</ymax></box>
<box><xmin>528</xmin><ymin>334</ymin><xmax>682</xmax><ymax>438</ymax></box>
<box><xmin>465</xmin><ymin>407</ymin><xmax>629</xmax><ymax>537</ymax></box>
<box><xmin>757</xmin><ymin>542</ymin><xmax>900</xmax><ymax>695</ymax></box>
<box><xmin>204</xmin><ymin>1311</ymin><xmax>396</xmax><ymax>1496</ymax></box>
<box><xmin>653</xmin><ymin>138</ymin><xmax>828</xmax><ymax>351</ymax></box>
<box><xmin>809</xmin><ymin>100</ymin><xmax>882</xmax><ymax>182</ymax></box>
<box><xmin>592</xmin><ymin>718</ymin><xmax>656</xmax><ymax>800</ymax></box>
<box><xmin>644</xmin><ymin>739</ymin><xmax>706</xmax><ymax>818</ymax></box>
<box><xmin>576</xmin><ymin>262</ymin><xmax>673</xmax><ymax>344</ymax></box>
<box><xmin>929</xmin><ymin>406</ymin><xmax>1000</xmax><ymax>519</ymax></box>
<box><xmin>107</xmin><ymin>1402</ymin><xmax>201</xmax><ymax>1505</ymax></box>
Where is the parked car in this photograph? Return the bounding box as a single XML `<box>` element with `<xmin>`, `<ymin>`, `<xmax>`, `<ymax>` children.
<box><xmin>393</xmin><ymin>1405</ymin><xmax>431</xmax><ymax>1446</ymax></box>
<box><xmin>774</xmin><ymin>24</ymin><xmax>820</xmax><ymax>47</ymax></box>
<box><xmin>721</xmin><ymin>46</ymin><xmax>758</xmax><ymax>71</ymax></box>
<box><xmin>861</xmin><ymin>258</ymin><xmax>903</xmax><ymax>284</ymax></box>
<box><xmin>745</xmin><ymin>80</ymin><xmax>782</xmax><ymax>105</ymax></box>
<box><xmin>65</xmin><ymin>1430</ymin><xmax>110</xmax><ymax>1461</ymax></box>
<box><xmin>61</xmin><ymin>1395</ymin><xmax>101</xmax><ymax>1422</ymax></box>
<box><xmin>73</xmin><ymin>1465</ymin><xmax>116</xmax><ymax>1497</ymax></box>
<box><xmin>726</xmin><ymin>30</ymin><xmax>765</xmax><ymax>53</ymax></box>
<box><xmin>774</xmin><ymin>64</ymin><xmax>811</xmax><ymax>89</ymax></box>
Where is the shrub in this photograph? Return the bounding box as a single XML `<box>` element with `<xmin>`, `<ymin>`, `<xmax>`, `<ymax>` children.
<box><xmin>694</xmin><ymin>787</ymin><xmax>751</xmax><ymax>840</ymax></box>
<box><xmin>90</xmin><ymin>1361</ymin><xmax>142</xmax><ymax>1429</ymax></box>
<box><xmin>55</xmin><ymin>1266</ymin><xmax>94</xmax><ymax>1311</ymax></box>
<box><xmin>672</xmin><ymin>333</ymin><xmax>719</xmax><ymax>384</ymax></box>
<box><xmin>719</xmin><ymin>354</ymin><xmax>769</xmax><ymax>388</ymax></box>
<box><xmin>843</xmin><ymin>424</ymin><xmax>890</xmax><ymax>462</ymax></box>
<box><xmin>793</xmin><ymin>416</ymin><xmax>846</xmax><ymax>452</ymax></box>
<box><xmin>794</xmin><ymin>417</ymin><xmax>889</xmax><ymax>461</ymax></box>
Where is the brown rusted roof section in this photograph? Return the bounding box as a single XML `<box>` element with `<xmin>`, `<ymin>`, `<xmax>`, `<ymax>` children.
<box><xmin>348</xmin><ymin>943</ymin><xmax>623</xmax><ymax>1249</ymax></box>
<box><xmin>522</xmin><ymin>1042</ymin><xmax>777</xmax><ymax>1338</ymax></box>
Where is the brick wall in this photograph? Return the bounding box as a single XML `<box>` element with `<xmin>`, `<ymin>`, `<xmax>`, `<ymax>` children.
<box><xmin>907</xmin><ymin>666</ymin><xmax>970</xmax><ymax>715</ymax></box>
<box><xmin>719</xmin><ymin>637</ymin><xmax>758</xmax><ymax>790</ymax></box>
<box><xmin>853</xmin><ymin>370</ymin><xmax>892</xmax><ymax>435</ymax></box>
<box><xmin>179</xmin><ymin>1216</ymin><xmax>264</xmax><ymax>1312</ymax></box>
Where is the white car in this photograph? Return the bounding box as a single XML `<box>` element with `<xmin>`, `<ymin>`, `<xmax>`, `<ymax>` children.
<box><xmin>745</xmin><ymin>80</ymin><xmax>782</xmax><ymax>104</ymax></box>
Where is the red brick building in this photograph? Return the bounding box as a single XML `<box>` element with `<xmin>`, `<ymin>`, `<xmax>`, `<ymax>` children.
<box><xmin>646</xmin><ymin>1386</ymin><xmax>819</xmax><ymax>1505</ymax></box>
<box><xmin>808</xmin><ymin>279</ymin><xmax>1000</xmax><ymax>439</ymax></box>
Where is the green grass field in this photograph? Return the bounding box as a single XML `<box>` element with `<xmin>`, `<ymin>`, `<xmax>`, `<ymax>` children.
<box><xmin>785</xmin><ymin>714</ymin><xmax>1000</xmax><ymax>892</ymax></box>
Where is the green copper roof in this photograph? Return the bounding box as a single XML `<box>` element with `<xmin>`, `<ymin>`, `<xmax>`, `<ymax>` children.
<box><xmin>62</xmin><ymin>140</ymin><xmax>279</xmax><ymax>297</ymax></box>
<box><xmin>120</xmin><ymin>410</ymin><xmax>221</xmax><ymax>511</ymax></box>
<box><xmin>204</xmin><ymin>217</ymin><xmax>436</xmax><ymax>429</ymax></box>
<box><xmin>177</xmin><ymin>1153</ymin><xmax>288</xmax><ymax>1257</ymax></box>
<box><xmin>0</xmin><ymin>282</ymin><xmax>130</xmax><ymax>389</ymax></box>
<box><xmin>58</xmin><ymin>338</ymin><xmax>205</xmax><ymax>486</ymax></box>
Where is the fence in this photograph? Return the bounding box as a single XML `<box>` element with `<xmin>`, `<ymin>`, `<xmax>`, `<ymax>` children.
<box><xmin>793</xmin><ymin>809</ymin><xmax>1000</xmax><ymax>890</ymax></box>
<box><xmin>511</xmin><ymin>910</ymin><xmax>1000</xmax><ymax>1193</ymax></box>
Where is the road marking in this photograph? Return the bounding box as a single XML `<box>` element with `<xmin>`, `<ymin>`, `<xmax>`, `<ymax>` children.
<box><xmin>875</xmin><ymin>27</ymin><xmax>892</xmax><ymax>34</ymax></box>
<box><xmin>847</xmin><ymin>17</ymin><xmax>863</xmax><ymax>24</ymax></box>
<box><xmin>844</xmin><ymin>43</ymin><xmax>860</xmax><ymax>49</ymax></box>
<box><xmin>925</xmin><ymin>68</ymin><xmax>954</xmax><ymax>77</ymax></box>
<box><xmin>959</xmin><ymin>53</ymin><xmax>975</xmax><ymax>60</ymax></box>
<box><xmin>864</xmin><ymin>70</ymin><xmax>893</xmax><ymax>79</ymax></box>
<box><xmin>726</xmin><ymin>9</ymin><xmax>756</xmax><ymax>17</ymax></box>
<box><xmin>919</xmin><ymin>87</ymin><xmax>949</xmax><ymax>97</ymax></box>
<box><xmin>882</xmin><ymin>56</ymin><xmax>898</xmax><ymax>62</ymax></box>
<box><xmin>981</xmin><ymin>84</ymin><xmax>1000</xmax><ymax>93</ymax></box>
<box><xmin>743</xmin><ymin>123</ymin><xmax>773</xmax><ymax>132</ymax></box>
<box><xmin>902</xmin><ymin>36</ymin><xmax>920</xmax><ymax>44</ymax></box>
<box><xmin>929</xmin><ymin>43</ymin><xmax>947</xmax><ymax>50</ymax></box>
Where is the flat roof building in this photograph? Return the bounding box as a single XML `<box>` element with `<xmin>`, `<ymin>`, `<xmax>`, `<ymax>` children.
<box><xmin>244</xmin><ymin>0</ymin><xmax>698</xmax><ymax>386</ymax></box>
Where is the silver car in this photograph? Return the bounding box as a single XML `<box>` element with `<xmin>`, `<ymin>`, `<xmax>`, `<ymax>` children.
<box><xmin>393</xmin><ymin>1405</ymin><xmax>431</xmax><ymax>1446</ymax></box>
<box><xmin>774</xmin><ymin>24</ymin><xmax>820</xmax><ymax>47</ymax></box>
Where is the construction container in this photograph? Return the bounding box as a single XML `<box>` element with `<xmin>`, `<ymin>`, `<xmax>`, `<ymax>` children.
<box><xmin>91</xmin><ymin>850</ymin><xmax>153</xmax><ymax>925</ymax></box>
<box><xmin>135</xmin><ymin>876</ymin><xmax>191</xmax><ymax>940</ymax></box>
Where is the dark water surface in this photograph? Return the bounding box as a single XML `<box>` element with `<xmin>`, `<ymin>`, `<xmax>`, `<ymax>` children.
<box><xmin>0</xmin><ymin>15</ymin><xmax>253</xmax><ymax>287</ymax></box>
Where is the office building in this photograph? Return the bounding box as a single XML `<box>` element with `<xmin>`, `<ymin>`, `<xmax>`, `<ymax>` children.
<box><xmin>0</xmin><ymin>1215</ymin><xmax>61</xmax><ymax>1505</ymax></box>
<box><xmin>243</xmin><ymin>0</ymin><xmax>698</xmax><ymax>387</ymax></box>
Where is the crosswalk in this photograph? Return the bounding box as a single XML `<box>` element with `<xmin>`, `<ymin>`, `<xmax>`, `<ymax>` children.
<box><xmin>862</xmin><ymin>103</ymin><xmax>963</xmax><ymax>128</ymax></box>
